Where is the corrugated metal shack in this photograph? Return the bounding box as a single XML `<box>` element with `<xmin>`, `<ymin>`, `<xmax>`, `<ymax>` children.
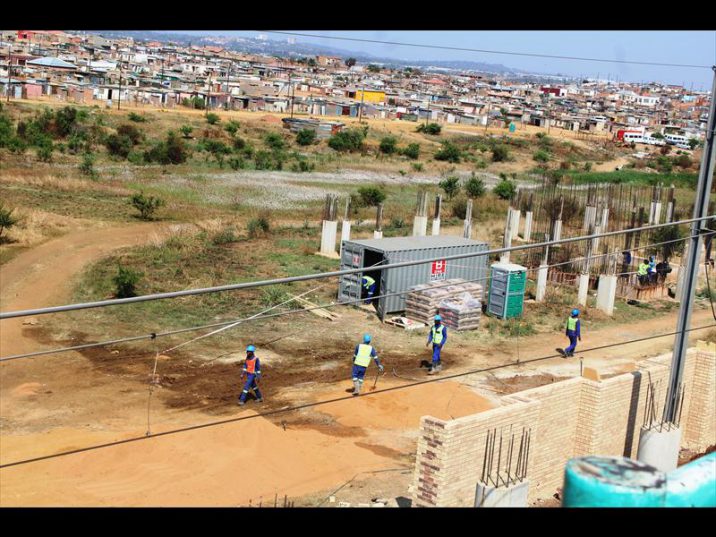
<box><xmin>339</xmin><ymin>236</ymin><xmax>490</xmax><ymax>320</ymax></box>
<box><xmin>281</xmin><ymin>117</ymin><xmax>344</xmax><ymax>139</ymax></box>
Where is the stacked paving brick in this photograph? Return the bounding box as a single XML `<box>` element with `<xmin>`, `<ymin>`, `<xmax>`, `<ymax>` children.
<box><xmin>405</xmin><ymin>279</ymin><xmax>483</xmax><ymax>326</ymax></box>
<box><xmin>438</xmin><ymin>293</ymin><xmax>482</xmax><ymax>331</ymax></box>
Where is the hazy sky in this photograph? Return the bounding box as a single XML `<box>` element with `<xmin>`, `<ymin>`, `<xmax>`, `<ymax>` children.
<box><xmin>169</xmin><ymin>30</ymin><xmax>716</xmax><ymax>90</ymax></box>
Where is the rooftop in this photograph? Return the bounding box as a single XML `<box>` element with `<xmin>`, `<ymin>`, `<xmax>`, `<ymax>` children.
<box><xmin>346</xmin><ymin>235</ymin><xmax>488</xmax><ymax>252</ymax></box>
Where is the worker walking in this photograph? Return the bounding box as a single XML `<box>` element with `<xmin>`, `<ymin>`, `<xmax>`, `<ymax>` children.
<box><xmin>352</xmin><ymin>334</ymin><xmax>383</xmax><ymax>396</ymax></box>
<box><xmin>238</xmin><ymin>344</ymin><xmax>263</xmax><ymax>406</ymax></box>
<box><xmin>564</xmin><ymin>309</ymin><xmax>581</xmax><ymax>358</ymax></box>
<box><xmin>637</xmin><ymin>258</ymin><xmax>650</xmax><ymax>286</ymax></box>
<box><xmin>426</xmin><ymin>315</ymin><xmax>448</xmax><ymax>375</ymax></box>
<box><xmin>362</xmin><ymin>274</ymin><xmax>376</xmax><ymax>304</ymax></box>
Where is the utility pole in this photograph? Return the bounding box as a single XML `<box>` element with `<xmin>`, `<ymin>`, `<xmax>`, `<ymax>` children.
<box><xmin>358</xmin><ymin>82</ymin><xmax>365</xmax><ymax>123</ymax></box>
<box><xmin>289</xmin><ymin>70</ymin><xmax>294</xmax><ymax>119</ymax></box>
<box><xmin>664</xmin><ymin>65</ymin><xmax>716</xmax><ymax>423</ymax></box>
<box><xmin>117</xmin><ymin>62</ymin><xmax>122</xmax><ymax>111</ymax></box>
<box><xmin>206</xmin><ymin>71</ymin><xmax>211</xmax><ymax>118</ymax></box>
<box><xmin>160</xmin><ymin>58</ymin><xmax>164</xmax><ymax>108</ymax></box>
<box><xmin>425</xmin><ymin>93</ymin><xmax>430</xmax><ymax>126</ymax></box>
<box><xmin>225</xmin><ymin>59</ymin><xmax>231</xmax><ymax>111</ymax></box>
<box><xmin>6</xmin><ymin>45</ymin><xmax>11</xmax><ymax>103</ymax></box>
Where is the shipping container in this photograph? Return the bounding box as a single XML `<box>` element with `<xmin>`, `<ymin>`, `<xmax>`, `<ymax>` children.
<box><xmin>339</xmin><ymin>236</ymin><xmax>489</xmax><ymax>320</ymax></box>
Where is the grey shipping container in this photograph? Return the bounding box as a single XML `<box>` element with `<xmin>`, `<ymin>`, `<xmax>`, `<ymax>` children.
<box><xmin>339</xmin><ymin>235</ymin><xmax>490</xmax><ymax>320</ymax></box>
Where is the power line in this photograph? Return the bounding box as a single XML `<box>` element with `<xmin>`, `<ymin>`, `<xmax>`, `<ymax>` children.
<box><xmin>1</xmin><ymin>231</ymin><xmax>709</xmax><ymax>363</ymax></box>
<box><xmin>1</xmin><ymin>322</ymin><xmax>713</xmax><ymax>470</ymax></box>
<box><xmin>2</xmin><ymin>216</ymin><xmax>713</xmax><ymax>320</ymax></box>
<box><xmin>262</xmin><ymin>31</ymin><xmax>713</xmax><ymax>70</ymax></box>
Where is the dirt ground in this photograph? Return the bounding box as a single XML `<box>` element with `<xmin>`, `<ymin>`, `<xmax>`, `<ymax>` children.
<box><xmin>1</xmin><ymin>217</ymin><xmax>714</xmax><ymax>507</ymax></box>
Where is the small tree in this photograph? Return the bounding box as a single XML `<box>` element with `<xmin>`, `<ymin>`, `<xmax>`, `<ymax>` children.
<box><xmin>0</xmin><ymin>204</ymin><xmax>19</xmax><ymax>240</ymax></box>
<box><xmin>367</xmin><ymin>64</ymin><xmax>381</xmax><ymax>73</ymax></box>
<box><xmin>651</xmin><ymin>224</ymin><xmax>684</xmax><ymax>261</ymax></box>
<box><xmin>180</xmin><ymin>125</ymin><xmax>193</xmax><ymax>139</ymax></box>
<box><xmin>105</xmin><ymin>134</ymin><xmax>132</xmax><ymax>158</ymax></box>
<box><xmin>113</xmin><ymin>265</ymin><xmax>143</xmax><ymax>298</ymax></box>
<box><xmin>345</xmin><ymin>57</ymin><xmax>357</xmax><ymax>68</ymax></box>
<box><xmin>434</xmin><ymin>141</ymin><xmax>461</xmax><ymax>163</ymax></box>
<box><xmin>416</xmin><ymin>122</ymin><xmax>441</xmax><ymax>135</ymax></box>
<box><xmin>379</xmin><ymin>135</ymin><xmax>398</xmax><ymax>154</ymax></box>
<box><xmin>296</xmin><ymin>128</ymin><xmax>316</xmax><ymax>146</ymax></box>
<box><xmin>130</xmin><ymin>192</ymin><xmax>165</xmax><ymax>220</ymax></box>
<box><xmin>328</xmin><ymin>128</ymin><xmax>365</xmax><ymax>152</ymax></box>
<box><xmin>79</xmin><ymin>153</ymin><xmax>97</xmax><ymax>178</ymax></box>
<box><xmin>402</xmin><ymin>143</ymin><xmax>420</xmax><ymax>160</ymax></box>
<box><xmin>688</xmin><ymin>137</ymin><xmax>699</xmax><ymax>150</ymax></box>
<box><xmin>439</xmin><ymin>175</ymin><xmax>461</xmax><ymax>200</ymax></box>
<box><xmin>206</xmin><ymin>113</ymin><xmax>220</xmax><ymax>125</ymax></box>
<box><xmin>493</xmin><ymin>177</ymin><xmax>517</xmax><ymax>200</ymax></box>
<box><xmin>357</xmin><ymin>186</ymin><xmax>387</xmax><ymax>207</ymax></box>
<box><xmin>464</xmin><ymin>173</ymin><xmax>486</xmax><ymax>198</ymax></box>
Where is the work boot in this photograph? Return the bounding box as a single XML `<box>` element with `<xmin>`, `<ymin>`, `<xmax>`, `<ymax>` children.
<box><xmin>238</xmin><ymin>400</ymin><xmax>246</xmax><ymax>406</ymax></box>
<box><xmin>256</xmin><ymin>398</ymin><xmax>264</xmax><ymax>403</ymax></box>
<box><xmin>427</xmin><ymin>366</ymin><xmax>436</xmax><ymax>376</ymax></box>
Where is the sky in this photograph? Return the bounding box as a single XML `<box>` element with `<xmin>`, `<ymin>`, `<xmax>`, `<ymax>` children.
<box><xmin>168</xmin><ymin>30</ymin><xmax>716</xmax><ymax>90</ymax></box>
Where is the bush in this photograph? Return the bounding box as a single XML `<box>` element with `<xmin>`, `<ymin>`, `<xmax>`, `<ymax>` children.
<box><xmin>439</xmin><ymin>175</ymin><xmax>461</xmax><ymax>200</ymax></box>
<box><xmin>7</xmin><ymin>137</ymin><xmax>27</xmax><ymax>154</ymax></box>
<box><xmin>583</xmin><ymin>161</ymin><xmax>593</xmax><ymax>172</ymax></box>
<box><xmin>296</xmin><ymin>129</ymin><xmax>316</xmax><ymax>146</ymax></box>
<box><xmin>411</xmin><ymin>162</ymin><xmax>424</xmax><ymax>172</ymax></box>
<box><xmin>434</xmin><ymin>141</ymin><xmax>461</xmax><ymax>163</ymax></box>
<box><xmin>79</xmin><ymin>153</ymin><xmax>97</xmax><ymax>178</ymax></box>
<box><xmin>206</xmin><ymin>113</ymin><xmax>220</xmax><ymax>125</ymax></box>
<box><xmin>464</xmin><ymin>173</ymin><xmax>486</xmax><ymax>198</ymax></box>
<box><xmin>261</xmin><ymin>285</ymin><xmax>291</xmax><ymax>307</ymax></box>
<box><xmin>416</xmin><ymin>122</ymin><xmax>441</xmax><ymax>135</ymax></box>
<box><xmin>389</xmin><ymin>217</ymin><xmax>406</xmax><ymax>229</ymax></box>
<box><xmin>651</xmin><ymin>224</ymin><xmax>685</xmax><ymax>261</ymax></box>
<box><xmin>328</xmin><ymin>128</ymin><xmax>365</xmax><ymax>152</ymax></box>
<box><xmin>264</xmin><ymin>132</ymin><xmax>286</xmax><ymax>151</ymax></box>
<box><xmin>130</xmin><ymin>192</ymin><xmax>165</xmax><ymax>220</ymax></box>
<box><xmin>402</xmin><ymin>143</ymin><xmax>420</xmax><ymax>160</ymax></box>
<box><xmin>491</xmin><ymin>145</ymin><xmax>510</xmax><ymax>162</ymax></box>
<box><xmin>117</xmin><ymin>124</ymin><xmax>143</xmax><ymax>145</ymax></box>
<box><xmin>113</xmin><ymin>265</ymin><xmax>143</xmax><ymax>298</ymax></box>
<box><xmin>212</xmin><ymin>227</ymin><xmax>239</xmax><ymax>245</ymax></box>
<box><xmin>493</xmin><ymin>177</ymin><xmax>517</xmax><ymax>200</ymax></box>
<box><xmin>128</xmin><ymin>112</ymin><xmax>147</xmax><ymax>123</ymax></box>
<box><xmin>144</xmin><ymin>132</ymin><xmax>188</xmax><ymax>165</ymax></box>
<box><xmin>0</xmin><ymin>204</ymin><xmax>19</xmax><ymax>240</ymax></box>
<box><xmin>202</xmin><ymin>139</ymin><xmax>232</xmax><ymax>167</ymax></box>
<box><xmin>248</xmin><ymin>215</ymin><xmax>271</xmax><ymax>238</ymax></box>
<box><xmin>180</xmin><ymin>125</ymin><xmax>193</xmax><ymax>139</ymax></box>
<box><xmin>688</xmin><ymin>138</ymin><xmax>699</xmax><ymax>150</ymax></box>
<box><xmin>674</xmin><ymin>154</ymin><xmax>692</xmax><ymax>169</ymax></box>
<box><xmin>232</xmin><ymin>136</ymin><xmax>247</xmax><ymax>151</ymax></box>
<box><xmin>357</xmin><ymin>186</ymin><xmax>386</xmax><ymax>207</ymax></box>
<box><xmin>0</xmin><ymin>112</ymin><xmax>13</xmax><ymax>147</ymax></box>
<box><xmin>656</xmin><ymin>155</ymin><xmax>673</xmax><ymax>173</ymax></box>
<box><xmin>533</xmin><ymin>149</ymin><xmax>550</xmax><ymax>163</ymax></box>
<box><xmin>224</xmin><ymin>120</ymin><xmax>240</xmax><ymax>136</ymax></box>
<box><xmin>379</xmin><ymin>135</ymin><xmax>398</xmax><ymax>154</ymax></box>
<box><xmin>67</xmin><ymin>131</ymin><xmax>89</xmax><ymax>154</ymax></box>
<box><xmin>228</xmin><ymin>157</ymin><xmax>246</xmax><ymax>170</ymax></box>
<box><xmin>290</xmin><ymin>159</ymin><xmax>315</xmax><ymax>173</ymax></box>
<box><xmin>105</xmin><ymin>133</ymin><xmax>132</xmax><ymax>158</ymax></box>
<box><xmin>36</xmin><ymin>143</ymin><xmax>53</xmax><ymax>162</ymax></box>
<box><xmin>54</xmin><ymin>106</ymin><xmax>81</xmax><ymax>137</ymax></box>
<box><xmin>450</xmin><ymin>196</ymin><xmax>468</xmax><ymax>219</ymax></box>
<box><xmin>182</xmin><ymin>97</ymin><xmax>206</xmax><ymax>110</ymax></box>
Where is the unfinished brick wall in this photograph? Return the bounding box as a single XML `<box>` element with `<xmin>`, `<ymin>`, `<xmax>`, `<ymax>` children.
<box><xmin>412</xmin><ymin>342</ymin><xmax>716</xmax><ymax>507</ymax></box>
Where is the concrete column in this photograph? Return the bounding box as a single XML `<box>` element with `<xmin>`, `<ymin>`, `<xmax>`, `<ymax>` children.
<box><xmin>637</xmin><ymin>426</ymin><xmax>682</xmax><ymax>473</ymax></box>
<box><xmin>523</xmin><ymin>211</ymin><xmax>533</xmax><ymax>241</ymax></box>
<box><xmin>592</xmin><ymin>225</ymin><xmax>602</xmax><ymax>256</ymax></box>
<box><xmin>536</xmin><ymin>264</ymin><xmax>548</xmax><ymax>302</ymax></box>
<box><xmin>583</xmin><ymin>206</ymin><xmax>596</xmax><ymax>232</ymax></box>
<box><xmin>653</xmin><ymin>202</ymin><xmax>662</xmax><ymax>225</ymax></box>
<box><xmin>553</xmin><ymin>220</ymin><xmax>562</xmax><ymax>242</ymax></box>
<box><xmin>577</xmin><ymin>273</ymin><xmax>590</xmax><ymax>306</ymax></box>
<box><xmin>373</xmin><ymin>230</ymin><xmax>383</xmax><ymax>239</ymax></box>
<box><xmin>511</xmin><ymin>209</ymin><xmax>520</xmax><ymax>240</ymax></box>
<box><xmin>340</xmin><ymin>220</ymin><xmax>351</xmax><ymax>243</ymax></box>
<box><xmin>596</xmin><ymin>274</ymin><xmax>617</xmax><ymax>316</ymax></box>
<box><xmin>431</xmin><ymin>218</ymin><xmax>441</xmax><ymax>236</ymax></box>
<box><xmin>475</xmin><ymin>480</ymin><xmax>529</xmax><ymax>507</ymax></box>
<box><xmin>601</xmin><ymin>207</ymin><xmax>609</xmax><ymax>231</ymax></box>
<box><xmin>666</xmin><ymin>202</ymin><xmax>674</xmax><ymax>223</ymax></box>
<box><xmin>463</xmin><ymin>199</ymin><xmax>474</xmax><ymax>240</ymax></box>
<box><xmin>501</xmin><ymin>208</ymin><xmax>512</xmax><ymax>263</ymax></box>
<box><xmin>320</xmin><ymin>220</ymin><xmax>338</xmax><ymax>255</ymax></box>
<box><xmin>413</xmin><ymin>215</ymin><xmax>428</xmax><ymax>236</ymax></box>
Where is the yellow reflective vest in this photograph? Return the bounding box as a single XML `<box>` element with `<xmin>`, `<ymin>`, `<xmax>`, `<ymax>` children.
<box><xmin>566</xmin><ymin>317</ymin><xmax>578</xmax><ymax>331</ymax></box>
<box><xmin>430</xmin><ymin>325</ymin><xmax>445</xmax><ymax>345</ymax></box>
<box><xmin>354</xmin><ymin>344</ymin><xmax>375</xmax><ymax>367</ymax></box>
<box><xmin>638</xmin><ymin>263</ymin><xmax>649</xmax><ymax>276</ymax></box>
<box><xmin>363</xmin><ymin>275</ymin><xmax>375</xmax><ymax>289</ymax></box>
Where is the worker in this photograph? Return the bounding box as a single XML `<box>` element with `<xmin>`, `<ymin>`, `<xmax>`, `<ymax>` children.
<box><xmin>564</xmin><ymin>309</ymin><xmax>581</xmax><ymax>357</ymax></box>
<box><xmin>637</xmin><ymin>258</ymin><xmax>650</xmax><ymax>286</ymax></box>
<box><xmin>362</xmin><ymin>274</ymin><xmax>376</xmax><ymax>304</ymax></box>
<box><xmin>352</xmin><ymin>334</ymin><xmax>383</xmax><ymax>396</ymax></box>
<box><xmin>425</xmin><ymin>314</ymin><xmax>448</xmax><ymax>375</ymax></box>
<box><xmin>238</xmin><ymin>344</ymin><xmax>263</xmax><ymax>406</ymax></box>
<box><xmin>648</xmin><ymin>255</ymin><xmax>658</xmax><ymax>284</ymax></box>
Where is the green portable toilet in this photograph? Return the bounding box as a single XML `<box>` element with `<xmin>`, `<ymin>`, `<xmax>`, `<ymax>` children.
<box><xmin>487</xmin><ymin>262</ymin><xmax>527</xmax><ymax>319</ymax></box>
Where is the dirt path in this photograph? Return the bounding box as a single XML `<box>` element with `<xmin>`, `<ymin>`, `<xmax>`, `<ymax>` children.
<box><xmin>593</xmin><ymin>155</ymin><xmax>631</xmax><ymax>172</ymax></box>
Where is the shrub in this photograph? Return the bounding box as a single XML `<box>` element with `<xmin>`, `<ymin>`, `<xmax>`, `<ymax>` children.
<box><xmin>493</xmin><ymin>177</ymin><xmax>517</xmax><ymax>200</ymax></box>
<box><xmin>79</xmin><ymin>153</ymin><xmax>97</xmax><ymax>178</ymax></box>
<box><xmin>264</xmin><ymin>132</ymin><xmax>286</xmax><ymax>151</ymax></box>
<box><xmin>212</xmin><ymin>227</ymin><xmax>239</xmax><ymax>245</ymax></box>
<box><xmin>261</xmin><ymin>285</ymin><xmax>291</xmax><ymax>307</ymax></box>
<box><xmin>583</xmin><ymin>161</ymin><xmax>593</xmax><ymax>172</ymax></box>
<box><xmin>182</xmin><ymin>97</ymin><xmax>206</xmax><ymax>110</ymax></box>
<box><xmin>0</xmin><ymin>204</ymin><xmax>19</xmax><ymax>240</ymax></box>
<box><xmin>379</xmin><ymin>135</ymin><xmax>398</xmax><ymax>154</ymax></box>
<box><xmin>0</xmin><ymin>112</ymin><xmax>13</xmax><ymax>147</ymax></box>
<box><xmin>164</xmin><ymin>132</ymin><xmax>189</xmax><ymax>164</ymax></box>
<box><xmin>232</xmin><ymin>136</ymin><xmax>247</xmax><ymax>151</ymax></box>
<box><xmin>656</xmin><ymin>155</ymin><xmax>673</xmax><ymax>173</ymax></box>
<box><xmin>491</xmin><ymin>145</ymin><xmax>510</xmax><ymax>162</ymax></box>
<box><xmin>411</xmin><ymin>162</ymin><xmax>424</xmax><ymax>172</ymax></box>
<box><xmin>401</xmin><ymin>143</ymin><xmax>420</xmax><ymax>160</ymax></box>
<box><xmin>36</xmin><ymin>143</ymin><xmax>53</xmax><ymax>162</ymax></box>
<box><xmin>674</xmin><ymin>154</ymin><xmax>692</xmax><ymax>169</ymax></box>
<box><xmin>291</xmin><ymin>159</ymin><xmax>315</xmax><ymax>173</ymax></box>
<box><xmin>389</xmin><ymin>217</ymin><xmax>406</xmax><ymax>229</ymax></box>
<box><xmin>357</xmin><ymin>186</ymin><xmax>387</xmax><ymax>207</ymax></box>
<box><xmin>439</xmin><ymin>175</ymin><xmax>461</xmax><ymax>200</ymax></box>
<box><xmin>434</xmin><ymin>141</ymin><xmax>461</xmax><ymax>163</ymax></box>
<box><xmin>7</xmin><ymin>137</ymin><xmax>27</xmax><ymax>154</ymax></box>
<box><xmin>105</xmin><ymin>134</ymin><xmax>132</xmax><ymax>158</ymax></box>
<box><xmin>450</xmin><ymin>196</ymin><xmax>468</xmax><ymax>219</ymax></box>
<box><xmin>533</xmin><ymin>149</ymin><xmax>550</xmax><ymax>163</ymax></box>
<box><xmin>328</xmin><ymin>128</ymin><xmax>365</xmax><ymax>152</ymax></box>
<box><xmin>651</xmin><ymin>224</ymin><xmax>685</xmax><ymax>261</ymax></box>
<box><xmin>130</xmin><ymin>192</ymin><xmax>165</xmax><ymax>220</ymax></box>
<box><xmin>180</xmin><ymin>125</ymin><xmax>193</xmax><ymax>139</ymax></box>
<box><xmin>247</xmin><ymin>215</ymin><xmax>271</xmax><ymax>238</ymax></box>
<box><xmin>54</xmin><ymin>106</ymin><xmax>81</xmax><ymax>137</ymax></box>
<box><xmin>116</xmin><ymin>124</ymin><xmax>143</xmax><ymax>145</ymax></box>
<box><xmin>416</xmin><ymin>122</ymin><xmax>441</xmax><ymax>135</ymax></box>
<box><xmin>224</xmin><ymin>120</ymin><xmax>240</xmax><ymax>136</ymax></box>
<box><xmin>206</xmin><ymin>113</ymin><xmax>220</xmax><ymax>125</ymax></box>
<box><xmin>67</xmin><ymin>131</ymin><xmax>89</xmax><ymax>154</ymax></box>
<box><xmin>113</xmin><ymin>265</ymin><xmax>143</xmax><ymax>298</ymax></box>
<box><xmin>228</xmin><ymin>157</ymin><xmax>246</xmax><ymax>170</ymax></box>
<box><xmin>296</xmin><ymin>128</ymin><xmax>316</xmax><ymax>146</ymax></box>
<box><xmin>202</xmin><ymin>139</ymin><xmax>231</xmax><ymax>167</ymax></box>
<box><xmin>128</xmin><ymin>112</ymin><xmax>147</xmax><ymax>122</ymax></box>
<box><xmin>688</xmin><ymin>137</ymin><xmax>699</xmax><ymax>150</ymax></box>
<box><xmin>464</xmin><ymin>173</ymin><xmax>486</xmax><ymax>198</ymax></box>
<box><xmin>559</xmin><ymin>160</ymin><xmax>571</xmax><ymax>170</ymax></box>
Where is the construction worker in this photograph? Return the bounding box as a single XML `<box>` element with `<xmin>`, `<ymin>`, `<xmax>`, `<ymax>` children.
<box><xmin>238</xmin><ymin>344</ymin><xmax>263</xmax><ymax>406</ymax></box>
<box><xmin>362</xmin><ymin>274</ymin><xmax>376</xmax><ymax>304</ymax></box>
<box><xmin>648</xmin><ymin>255</ymin><xmax>657</xmax><ymax>284</ymax></box>
<box><xmin>564</xmin><ymin>309</ymin><xmax>581</xmax><ymax>357</ymax></box>
<box><xmin>425</xmin><ymin>315</ymin><xmax>447</xmax><ymax>375</ymax></box>
<box><xmin>637</xmin><ymin>258</ymin><xmax>650</xmax><ymax>286</ymax></box>
<box><xmin>352</xmin><ymin>334</ymin><xmax>383</xmax><ymax>395</ymax></box>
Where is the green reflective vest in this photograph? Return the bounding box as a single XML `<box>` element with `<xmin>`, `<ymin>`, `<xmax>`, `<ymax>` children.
<box><xmin>567</xmin><ymin>317</ymin><xmax>578</xmax><ymax>331</ymax></box>
<box><xmin>363</xmin><ymin>275</ymin><xmax>375</xmax><ymax>289</ymax></box>
<box><xmin>354</xmin><ymin>344</ymin><xmax>374</xmax><ymax>367</ymax></box>
<box><xmin>638</xmin><ymin>263</ymin><xmax>649</xmax><ymax>276</ymax></box>
<box><xmin>431</xmin><ymin>325</ymin><xmax>444</xmax><ymax>345</ymax></box>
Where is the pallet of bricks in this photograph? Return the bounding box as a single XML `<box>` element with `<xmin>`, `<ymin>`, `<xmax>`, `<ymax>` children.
<box><xmin>405</xmin><ymin>278</ymin><xmax>483</xmax><ymax>329</ymax></box>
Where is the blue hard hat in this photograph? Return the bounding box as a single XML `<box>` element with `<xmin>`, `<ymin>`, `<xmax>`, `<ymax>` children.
<box><xmin>363</xmin><ymin>334</ymin><xmax>372</xmax><ymax>343</ymax></box>
<box><xmin>246</xmin><ymin>344</ymin><xmax>256</xmax><ymax>352</ymax></box>
<box><xmin>434</xmin><ymin>315</ymin><xmax>442</xmax><ymax>322</ymax></box>
<box><xmin>571</xmin><ymin>309</ymin><xmax>580</xmax><ymax>317</ymax></box>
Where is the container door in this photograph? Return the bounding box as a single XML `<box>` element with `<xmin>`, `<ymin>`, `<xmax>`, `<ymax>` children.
<box><xmin>339</xmin><ymin>243</ymin><xmax>363</xmax><ymax>304</ymax></box>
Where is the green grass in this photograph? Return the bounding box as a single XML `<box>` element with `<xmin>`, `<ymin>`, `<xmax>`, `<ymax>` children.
<box><xmin>566</xmin><ymin>170</ymin><xmax>698</xmax><ymax>188</ymax></box>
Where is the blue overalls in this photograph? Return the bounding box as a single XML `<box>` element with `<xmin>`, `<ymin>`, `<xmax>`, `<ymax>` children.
<box><xmin>565</xmin><ymin>317</ymin><xmax>581</xmax><ymax>355</ymax></box>
<box><xmin>353</xmin><ymin>343</ymin><xmax>380</xmax><ymax>395</ymax></box>
<box><xmin>239</xmin><ymin>354</ymin><xmax>263</xmax><ymax>403</ymax></box>
<box><xmin>427</xmin><ymin>323</ymin><xmax>447</xmax><ymax>366</ymax></box>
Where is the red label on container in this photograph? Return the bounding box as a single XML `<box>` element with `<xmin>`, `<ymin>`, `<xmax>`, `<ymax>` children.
<box><xmin>430</xmin><ymin>260</ymin><xmax>447</xmax><ymax>280</ymax></box>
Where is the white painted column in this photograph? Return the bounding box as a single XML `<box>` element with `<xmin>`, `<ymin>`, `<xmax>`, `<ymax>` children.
<box><xmin>320</xmin><ymin>220</ymin><xmax>338</xmax><ymax>255</ymax></box>
<box><xmin>511</xmin><ymin>209</ymin><xmax>520</xmax><ymax>240</ymax></box>
<box><xmin>501</xmin><ymin>208</ymin><xmax>512</xmax><ymax>263</ymax></box>
<box><xmin>653</xmin><ymin>202</ymin><xmax>662</xmax><ymax>225</ymax></box>
<box><xmin>596</xmin><ymin>274</ymin><xmax>617</xmax><ymax>316</ymax></box>
<box><xmin>577</xmin><ymin>273</ymin><xmax>590</xmax><ymax>306</ymax></box>
<box><xmin>413</xmin><ymin>215</ymin><xmax>428</xmax><ymax>236</ymax></box>
<box><xmin>666</xmin><ymin>202</ymin><xmax>674</xmax><ymax>223</ymax></box>
<box><xmin>592</xmin><ymin>225</ymin><xmax>602</xmax><ymax>256</ymax></box>
<box><xmin>553</xmin><ymin>220</ymin><xmax>563</xmax><ymax>242</ymax></box>
<box><xmin>523</xmin><ymin>211</ymin><xmax>533</xmax><ymax>241</ymax></box>
<box><xmin>536</xmin><ymin>264</ymin><xmax>548</xmax><ymax>302</ymax></box>
<box><xmin>648</xmin><ymin>201</ymin><xmax>657</xmax><ymax>224</ymax></box>
<box><xmin>373</xmin><ymin>230</ymin><xmax>383</xmax><ymax>239</ymax></box>
<box><xmin>431</xmin><ymin>218</ymin><xmax>441</xmax><ymax>236</ymax></box>
<box><xmin>601</xmin><ymin>207</ymin><xmax>609</xmax><ymax>231</ymax></box>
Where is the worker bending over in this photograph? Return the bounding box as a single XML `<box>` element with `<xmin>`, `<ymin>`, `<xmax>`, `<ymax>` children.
<box><xmin>239</xmin><ymin>344</ymin><xmax>263</xmax><ymax>406</ymax></box>
<box><xmin>426</xmin><ymin>314</ymin><xmax>448</xmax><ymax>375</ymax></box>
<box><xmin>564</xmin><ymin>309</ymin><xmax>581</xmax><ymax>357</ymax></box>
<box><xmin>637</xmin><ymin>259</ymin><xmax>650</xmax><ymax>286</ymax></box>
<box><xmin>352</xmin><ymin>334</ymin><xmax>383</xmax><ymax>395</ymax></box>
<box><xmin>362</xmin><ymin>275</ymin><xmax>376</xmax><ymax>304</ymax></box>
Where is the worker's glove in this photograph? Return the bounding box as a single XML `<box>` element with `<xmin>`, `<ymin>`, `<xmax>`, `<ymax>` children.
<box><xmin>378</xmin><ymin>364</ymin><xmax>384</xmax><ymax>373</ymax></box>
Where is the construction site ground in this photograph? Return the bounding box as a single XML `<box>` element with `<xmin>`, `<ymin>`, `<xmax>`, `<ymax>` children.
<box><xmin>2</xmin><ymin>221</ymin><xmax>714</xmax><ymax>506</ymax></box>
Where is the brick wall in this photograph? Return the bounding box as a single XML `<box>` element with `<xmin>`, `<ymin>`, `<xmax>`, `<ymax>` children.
<box><xmin>412</xmin><ymin>342</ymin><xmax>716</xmax><ymax>506</ymax></box>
